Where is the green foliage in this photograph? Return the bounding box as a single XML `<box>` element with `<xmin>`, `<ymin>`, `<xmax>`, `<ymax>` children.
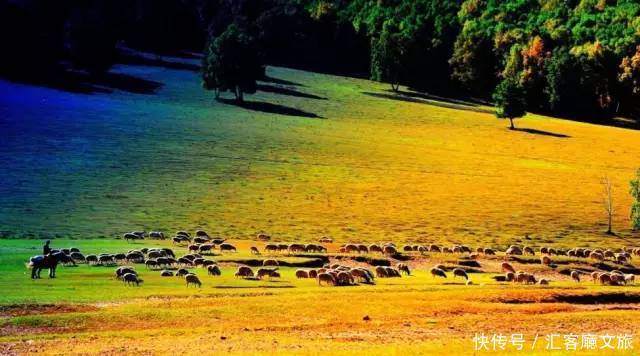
<box><xmin>493</xmin><ymin>78</ymin><xmax>526</xmax><ymax>129</ymax></box>
<box><xmin>370</xmin><ymin>20</ymin><xmax>405</xmax><ymax>90</ymax></box>
<box><xmin>202</xmin><ymin>23</ymin><xmax>263</xmax><ymax>102</ymax></box>
<box><xmin>630</xmin><ymin>169</ymin><xmax>640</xmax><ymax>230</ymax></box>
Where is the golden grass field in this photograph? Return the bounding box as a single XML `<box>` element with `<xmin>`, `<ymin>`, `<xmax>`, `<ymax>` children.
<box><xmin>1</xmin><ymin>239</ymin><xmax>640</xmax><ymax>355</ymax></box>
<box><xmin>2</xmin><ymin>55</ymin><xmax>640</xmax><ymax>355</ymax></box>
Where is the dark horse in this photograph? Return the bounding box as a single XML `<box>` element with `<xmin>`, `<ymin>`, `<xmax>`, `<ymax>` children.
<box><xmin>29</xmin><ymin>252</ymin><xmax>64</xmax><ymax>279</ymax></box>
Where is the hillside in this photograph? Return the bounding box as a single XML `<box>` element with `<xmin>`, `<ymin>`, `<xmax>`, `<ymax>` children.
<box><xmin>1</xmin><ymin>55</ymin><xmax>639</xmax><ymax>247</ymax></box>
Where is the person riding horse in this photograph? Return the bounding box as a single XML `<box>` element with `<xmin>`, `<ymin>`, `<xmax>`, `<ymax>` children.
<box><xmin>30</xmin><ymin>240</ymin><xmax>59</xmax><ymax>279</ymax></box>
<box><xmin>43</xmin><ymin>240</ymin><xmax>52</xmax><ymax>255</ymax></box>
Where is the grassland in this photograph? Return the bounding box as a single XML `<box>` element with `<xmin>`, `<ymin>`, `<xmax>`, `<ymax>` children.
<box><xmin>1</xmin><ymin>54</ymin><xmax>640</xmax><ymax>247</ymax></box>
<box><xmin>3</xmin><ymin>54</ymin><xmax>640</xmax><ymax>355</ymax></box>
<box><xmin>1</xmin><ymin>239</ymin><xmax>640</xmax><ymax>355</ymax></box>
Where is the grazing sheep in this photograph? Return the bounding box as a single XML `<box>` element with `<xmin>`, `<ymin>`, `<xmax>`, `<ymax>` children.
<box><xmin>598</xmin><ymin>273</ymin><xmax>612</xmax><ymax>285</ymax></box>
<box><xmin>265</xmin><ymin>244</ymin><xmax>279</xmax><ymax>253</ymax></box>
<box><xmin>84</xmin><ymin>254</ymin><xmax>97</xmax><ymax>264</ymax></box>
<box><xmin>357</xmin><ymin>244</ymin><xmax>369</xmax><ymax>254</ymax></box>
<box><xmin>161</xmin><ymin>270</ymin><xmax>174</xmax><ymax>277</ymax></box>
<box><xmin>176</xmin><ymin>231</ymin><xmax>190</xmax><ymax>237</ymax></box>
<box><xmin>505</xmin><ymin>272</ymin><xmax>515</xmax><ymax>282</ymax></box>
<box><xmin>590</xmin><ymin>271</ymin><xmax>600</xmax><ymax>283</ymax></box>
<box><xmin>289</xmin><ymin>244</ymin><xmax>306</xmax><ymax>253</ymax></box>
<box><xmin>375</xmin><ymin>266</ymin><xmax>388</xmax><ymax>278</ymax></box>
<box><xmin>501</xmin><ymin>262</ymin><xmax>516</xmax><ymax>274</ymax></box>
<box><xmin>384</xmin><ymin>267</ymin><xmax>401</xmax><ymax>277</ymax></box>
<box><xmin>418</xmin><ymin>246</ymin><xmax>428</xmax><ymax>255</ymax></box>
<box><xmin>250</xmin><ymin>246</ymin><xmax>260</xmax><ymax>255</ymax></box>
<box><xmin>295</xmin><ymin>269</ymin><xmax>309</xmax><ymax>278</ymax></box>
<box><xmin>589</xmin><ymin>252</ymin><xmax>604</xmax><ymax>261</ymax></box>
<box><xmin>185</xmin><ymin>273</ymin><xmax>202</xmax><ymax>287</ymax></box>
<box><xmin>383</xmin><ymin>245</ymin><xmax>397</xmax><ymax>255</ymax></box>
<box><xmin>515</xmin><ymin>272</ymin><xmax>536</xmax><ymax>284</ymax></box>
<box><xmin>369</xmin><ymin>245</ymin><xmax>383</xmax><ymax>254</ymax></box>
<box><xmin>319</xmin><ymin>236</ymin><xmax>333</xmax><ymax>243</ymax></box>
<box><xmin>336</xmin><ymin>271</ymin><xmax>354</xmax><ymax>286</ymax></box>
<box><xmin>541</xmin><ymin>256</ymin><xmax>552</xmax><ymax>265</ymax></box>
<box><xmin>149</xmin><ymin>231</ymin><xmax>165</xmax><ymax>240</ymax></box>
<box><xmin>351</xmin><ymin>268</ymin><xmax>374</xmax><ymax>284</ymax></box>
<box><xmin>70</xmin><ymin>252</ymin><xmax>86</xmax><ymax>263</ymax></box>
<box><xmin>122</xmin><ymin>273</ymin><xmax>142</xmax><ymax>286</ymax></box>
<box><xmin>199</xmin><ymin>244</ymin><xmax>214</xmax><ymax>254</ymax></box>
<box><xmin>193</xmin><ymin>236</ymin><xmax>210</xmax><ymax>244</ymax></box>
<box><xmin>235</xmin><ymin>266</ymin><xmax>254</xmax><ymax>278</ymax></box>
<box><xmin>506</xmin><ymin>246</ymin><xmax>522</xmax><ymax>255</ymax></box>
<box><xmin>123</xmin><ymin>233</ymin><xmax>142</xmax><ymax>242</ymax></box>
<box><xmin>538</xmin><ymin>279</ymin><xmax>550</xmax><ymax>285</ymax></box>
<box><xmin>115</xmin><ymin>266</ymin><xmax>136</xmax><ymax>280</ymax></box>
<box><xmin>466</xmin><ymin>280</ymin><xmax>474</xmax><ymax>285</ymax></box>
<box><xmin>624</xmin><ymin>274</ymin><xmax>635</xmax><ymax>284</ymax></box>
<box><xmin>430</xmin><ymin>267</ymin><xmax>447</xmax><ymax>278</ymax></box>
<box><xmin>195</xmin><ymin>230</ymin><xmax>209</xmax><ymax>238</ymax></box>
<box><xmin>429</xmin><ymin>244</ymin><xmax>441</xmax><ymax>252</ymax></box>
<box><xmin>397</xmin><ymin>263</ymin><xmax>411</xmax><ymax>275</ymax></box>
<box><xmin>308</xmin><ymin>269</ymin><xmax>319</xmax><ymax>278</ymax></box>
<box><xmin>176</xmin><ymin>268</ymin><xmax>190</xmax><ymax>278</ymax></box>
<box><xmin>452</xmin><ymin>268</ymin><xmax>468</xmax><ymax>280</ymax></box>
<box><xmin>145</xmin><ymin>260</ymin><xmax>158</xmax><ymax>270</ymax></box>
<box><xmin>317</xmin><ymin>272</ymin><xmax>336</xmax><ymax>286</ymax></box>
<box><xmin>483</xmin><ymin>248</ymin><xmax>496</xmax><ymax>255</ymax></box>
<box><xmin>523</xmin><ymin>246</ymin><xmax>535</xmax><ymax>255</ymax></box>
<box><xmin>256</xmin><ymin>268</ymin><xmax>279</xmax><ymax>279</ymax></box>
<box><xmin>570</xmin><ymin>271</ymin><xmax>580</xmax><ymax>282</ymax></box>
<box><xmin>207</xmin><ymin>265</ymin><xmax>221</xmax><ymax>276</ymax></box>
<box><xmin>219</xmin><ymin>243</ymin><xmax>237</xmax><ymax>253</ymax></box>
<box><xmin>202</xmin><ymin>259</ymin><xmax>216</xmax><ymax>267</ymax></box>
<box><xmin>344</xmin><ymin>244</ymin><xmax>359</xmax><ymax>254</ymax></box>
<box><xmin>257</xmin><ymin>233</ymin><xmax>271</xmax><ymax>241</ymax></box>
<box><xmin>403</xmin><ymin>245</ymin><xmax>413</xmax><ymax>252</ymax></box>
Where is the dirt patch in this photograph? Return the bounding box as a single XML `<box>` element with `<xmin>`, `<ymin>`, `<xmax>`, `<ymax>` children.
<box><xmin>0</xmin><ymin>304</ymin><xmax>98</xmax><ymax>317</ymax></box>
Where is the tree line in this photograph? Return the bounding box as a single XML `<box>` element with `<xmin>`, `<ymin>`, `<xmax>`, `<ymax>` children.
<box><xmin>3</xmin><ymin>0</ymin><xmax>640</xmax><ymax>121</ymax></box>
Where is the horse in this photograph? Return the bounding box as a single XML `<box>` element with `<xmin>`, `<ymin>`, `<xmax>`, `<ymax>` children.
<box><xmin>29</xmin><ymin>253</ymin><xmax>63</xmax><ymax>279</ymax></box>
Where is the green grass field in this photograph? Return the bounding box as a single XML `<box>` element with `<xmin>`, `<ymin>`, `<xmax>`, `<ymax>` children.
<box><xmin>3</xmin><ymin>54</ymin><xmax>640</xmax><ymax>354</ymax></box>
<box><xmin>2</xmin><ymin>56</ymin><xmax>640</xmax><ymax>248</ymax></box>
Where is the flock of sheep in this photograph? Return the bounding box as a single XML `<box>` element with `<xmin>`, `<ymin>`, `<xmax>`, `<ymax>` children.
<box><xmin>39</xmin><ymin>230</ymin><xmax>640</xmax><ymax>289</ymax></box>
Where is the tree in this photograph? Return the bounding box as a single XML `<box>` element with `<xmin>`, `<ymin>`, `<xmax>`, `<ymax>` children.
<box><xmin>602</xmin><ymin>176</ymin><xmax>613</xmax><ymax>235</ymax></box>
<box><xmin>370</xmin><ymin>20</ymin><xmax>404</xmax><ymax>91</ymax></box>
<box><xmin>202</xmin><ymin>23</ymin><xmax>263</xmax><ymax>103</ymax></box>
<box><xmin>630</xmin><ymin>169</ymin><xmax>640</xmax><ymax>231</ymax></box>
<box><xmin>492</xmin><ymin>78</ymin><xmax>526</xmax><ymax>129</ymax></box>
<box><xmin>66</xmin><ymin>4</ymin><xmax>118</xmax><ymax>76</ymax></box>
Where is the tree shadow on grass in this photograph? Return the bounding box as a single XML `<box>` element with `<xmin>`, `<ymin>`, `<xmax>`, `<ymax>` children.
<box><xmin>260</xmin><ymin>75</ymin><xmax>304</xmax><ymax>87</ymax></box>
<box><xmin>218</xmin><ymin>98</ymin><xmax>323</xmax><ymax>118</ymax></box>
<box><xmin>5</xmin><ymin>69</ymin><xmax>162</xmax><ymax>95</ymax></box>
<box><xmin>117</xmin><ymin>53</ymin><xmax>200</xmax><ymax>72</ymax></box>
<box><xmin>91</xmin><ymin>72</ymin><xmax>162</xmax><ymax>94</ymax></box>
<box><xmin>362</xmin><ymin>91</ymin><xmax>494</xmax><ymax>114</ymax></box>
<box><xmin>257</xmin><ymin>84</ymin><xmax>326</xmax><ymax>100</ymax></box>
<box><xmin>512</xmin><ymin>127</ymin><xmax>570</xmax><ymax>138</ymax></box>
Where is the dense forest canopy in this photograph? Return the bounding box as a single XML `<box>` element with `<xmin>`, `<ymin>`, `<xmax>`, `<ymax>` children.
<box><xmin>2</xmin><ymin>0</ymin><xmax>640</xmax><ymax>120</ymax></box>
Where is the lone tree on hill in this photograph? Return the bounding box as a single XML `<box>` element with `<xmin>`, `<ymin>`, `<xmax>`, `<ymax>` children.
<box><xmin>202</xmin><ymin>23</ymin><xmax>263</xmax><ymax>103</ymax></box>
<box><xmin>493</xmin><ymin>78</ymin><xmax>527</xmax><ymax>129</ymax></box>
<box><xmin>370</xmin><ymin>20</ymin><xmax>404</xmax><ymax>92</ymax></box>
<box><xmin>630</xmin><ymin>169</ymin><xmax>640</xmax><ymax>230</ymax></box>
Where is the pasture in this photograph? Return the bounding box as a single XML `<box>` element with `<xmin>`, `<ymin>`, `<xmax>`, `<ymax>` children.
<box><xmin>1</xmin><ymin>238</ymin><xmax>640</xmax><ymax>355</ymax></box>
<box><xmin>2</xmin><ymin>53</ymin><xmax>640</xmax><ymax>355</ymax></box>
<box><xmin>2</xmin><ymin>54</ymin><xmax>640</xmax><ymax>247</ymax></box>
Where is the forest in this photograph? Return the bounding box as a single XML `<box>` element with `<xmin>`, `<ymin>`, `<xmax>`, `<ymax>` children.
<box><xmin>2</xmin><ymin>0</ymin><xmax>640</xmax><ymax>120</ymax></box>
